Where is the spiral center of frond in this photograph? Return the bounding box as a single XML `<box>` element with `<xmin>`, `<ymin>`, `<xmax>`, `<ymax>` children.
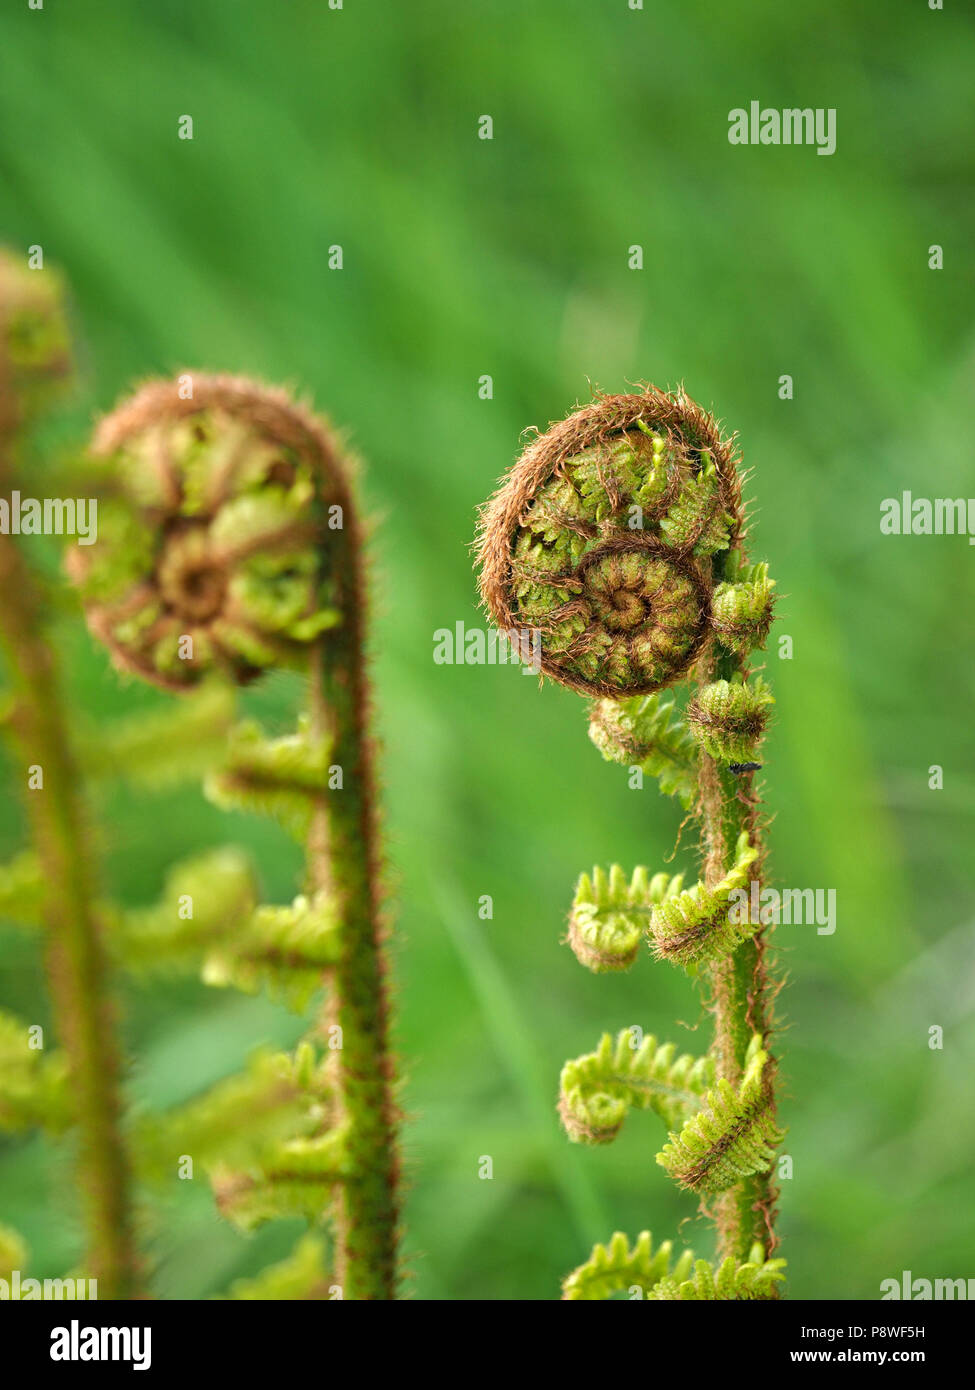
<box><xmin>584</xmin><ymin>554</ymin><xmax>650</xmax><ymax>632</ymax></box>
<box><xmin>68</xmin><ymin>394</ymin><xmax>342</xmax><ymax>691</ymax></box>
<box><xmin>157</xmin><ymin>527</ymin><xmax>228</xmax><ymax>623</ymax></box>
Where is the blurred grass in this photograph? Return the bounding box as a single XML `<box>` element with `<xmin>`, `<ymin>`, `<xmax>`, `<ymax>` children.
<box><xmin>0</xmin><ymin>0</ymin><xmax>973</xmax><ymax>1298</ymax></box>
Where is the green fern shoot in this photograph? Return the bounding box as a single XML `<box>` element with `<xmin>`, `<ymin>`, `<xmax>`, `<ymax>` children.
<box><xmin>477</xmin><ymin>385</ymin><xmax>783</xmax><ymax>1298</ymax></box>
<box><xmin>66</xmin><ymin>372</ymin><xmax>400</xmax><ymax>1299</ymax></box>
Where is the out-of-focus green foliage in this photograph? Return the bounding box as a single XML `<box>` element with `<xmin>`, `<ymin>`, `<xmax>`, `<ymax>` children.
<box><xmin>0</xmin><ymin>0</ymin><xmax>973</xmax><ymax>1298</ymax></box>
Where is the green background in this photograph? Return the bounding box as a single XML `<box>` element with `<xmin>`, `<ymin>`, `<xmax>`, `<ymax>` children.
<box><xmin>1</xmin><ymin>0</ymin><xmax>973</xmax><ymax>1299</ymax></box>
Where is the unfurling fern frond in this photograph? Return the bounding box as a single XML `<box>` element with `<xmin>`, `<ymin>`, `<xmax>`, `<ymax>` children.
<box><xmin>135</xmin><ymin>1044</ymin><xmax>326</xmax><ymax>1181</ymax></box>
<box><xmin>112</xmin><ymin>847</ymin><xmax>258</xmax><ymax>973</ymax></box>
<box><xmin>648</xmin><ymin>831</ymin><xmax>758</xmax><ymax>969</ymax></box>
<box><xmin>562</xmin><ymin>1229</ymin><xmax>785</xmax><ymax>1301</ymax></box>
<box><xmin>203</xmin><ymin>893</ymin><xmax>341</xmax><ymax>1010</ymax></box>
<box><xmin>656</xmin><ymin>1034</ymin><xmax>782</xmax><ymax>1194</ymax></box>
<box><xmin>0</xmin><ymin>1010</ymin><xmax>72</xmax><ymax>1133</ymax></box>
<box><xmin>588</xmin><ymin>693</ymin><xmax>697</xmax><ymax>805</ymax></box>
<box><xmin>686</xmin><ymin>676</ymin><xmax>774</xmax><ymax>765</ymax></box>
<box><xmin>0</xmin><ymin>849</ymin><xmax>44</xmax><ymax>929</ymax></box>
<box><xmin>477</xmin><ymin>386</ymin><xmax>784</xmax><ymax>1295</ymax></box>
<box><xmin>711</xmin><ymin>561</ymin><xmax>776</xmax><ymax>655</ymax></box>
<box><xmin>659</xmin><ymin>451</ymin><xmax>735</xmax><ymax>557</ymax></box>
<box><xmin>648</xmin><ymin>1242</ymin><xmax>785</xmax><ymax>1300</ymax></box>
<box><xmin>568</xmin><ymin>864</ymin><xmax>683</xmax><ymax>972</ymax></box>
<box><xmin>81</xmin><ymin>682</ymin><xmax>236</xmax><ymax>788</ymax></box>
<box><xmin>213</xmin><ymin>1125</ymin><xmax>352</xmax><ymax>1232</ymax></box>
<box><xmin>220</xmin><ymin>1234</ymin><xmax>332</xmax><ymax>1300</ymax></box>
<box><xmin>69</xmin><ymin>373</ymin><xmax>401</xmax><ymax>1296</ymax></box>
<box><xmin>559</xmin><ymin>1028</ymin><xmax>713</xmax><ymax>1142</ymax></box>
<box><xmin>561</xmin><ymin>1230</ymin><xmax>694</xmax><ymax>1300</ymax></box>
<box><xmin>204</xmin><ymin>716</ymin><xmax>332</xmax><ymax>838</ymax></box>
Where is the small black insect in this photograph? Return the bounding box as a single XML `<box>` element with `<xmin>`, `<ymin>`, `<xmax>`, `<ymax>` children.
<box><xmin>728</xmin><ymin>761</ymin><xmax>763</xmax><ymax>775</ymax></box>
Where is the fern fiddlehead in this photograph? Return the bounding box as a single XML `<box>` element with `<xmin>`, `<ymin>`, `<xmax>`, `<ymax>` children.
<box><xmin>588</xmin><ymin>691</ymin><xmax>697</xmax><ymax>805</ymax></box>
<box><xmin>567</xmin><ymin>863</ymin><xmax>685</xmax><ymax>973</ymax></box>
<box><xmin>648</xmin><ymin>830</ymin><xmax>760</xmax><ymax>969</ymax></box>
<box><xmin>561</xmin><ymin>1229</ymin><xmax>785</xmax><ymax>1302</ymax></box>
<box><xmin>0</xmin><ymin>252</ymin><xmax>139</xmax><ymax>1297</ymax></box>
<box><xmin>69</xmin><ymin>374</ymin><xmax>399</xmax><ymax>1299</ymax></box>
<box><xmin>477</xmin><ymin>386</ymin><xmax>783</xmax><ymax>1297</ymax></box>
<box><xmin>559</xmin><ymin>1028</ymin><xmax>714</xmax><ymax>1141</ymax></box>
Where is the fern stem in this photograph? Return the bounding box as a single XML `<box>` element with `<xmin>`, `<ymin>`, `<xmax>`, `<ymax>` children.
<box><xmin>0</xmin><ymin>530</ymin><xmax>137</xmax><ymax>1298</ymax></box>
<box><xmin>700</xmin><ymin>615</ymin><xmax>779</xmax><ymax>1264</ymax></box>
<box><xmin>307</xmin><ymin>518</ymin><xmax>399</xmax><ymax>1300</ymax></box>
<box><xmin>72</xmin><ymin>374</ymin><xmax>401</xmax><ymax>1299</ymax></box>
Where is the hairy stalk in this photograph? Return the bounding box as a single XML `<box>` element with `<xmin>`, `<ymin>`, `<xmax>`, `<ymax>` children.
<box><xmin>308</xmin><ymin>538</ymin><xmax>398</xmax><ymax>1298</ymax></box>
<box><xmin>700</xmin><ymin>584</ymin><xmax>778</xmax><ymax>1262</ymax></box>
<box><xmin>71</xmin><ymin>375</ymin><xmax>399</xmax><ymax>1298</ymax></box>
<box><xmin>0</xmin><ymin>538</ymin><xmax>137</xmax><ymax>1298</ymax></box>
<box><xmin>0</xmin><ymin>255</ymin><xmax>137</xmax><ymax>1297</ymax></box>
<box><xmin>478</xmin><ymin>386</ymin><xmax>783</xmax><ymax>1300</ymax></box>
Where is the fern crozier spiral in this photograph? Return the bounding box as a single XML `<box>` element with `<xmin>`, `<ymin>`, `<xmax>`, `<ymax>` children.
<box><xmin>477</xmin><ymin>387</ymin><xmax>742</xmax><ymax>697</ymax></box>
<box><xmin>68</xmin><ymin>375</ymin><xmax>347</xmax><ymax>691</ymax></box>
